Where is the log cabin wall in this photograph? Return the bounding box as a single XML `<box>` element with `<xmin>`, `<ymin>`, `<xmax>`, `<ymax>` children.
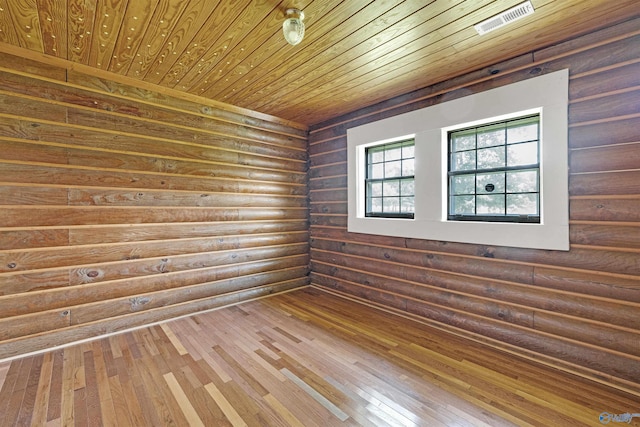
<box><xmin>0</xmin><ymin>52</ymin><xmax>310</xmax><ymax>360</ymax></box>
<box><xmin>308</xmin><ymin>17</ymin><xmax>640</xmax><ymax>396</ymax></box>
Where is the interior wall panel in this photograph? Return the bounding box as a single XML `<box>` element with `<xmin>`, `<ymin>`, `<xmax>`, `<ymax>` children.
<box><xmin>0</xmin><ymin>52</ymin><xmax>310</xmax><ymax>359</ymax></box>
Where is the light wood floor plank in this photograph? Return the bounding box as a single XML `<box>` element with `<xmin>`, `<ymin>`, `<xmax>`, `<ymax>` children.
<box><xmin>204</xmin><ymin>381</ymin><xmax>249</xmax><ymax>427</ymax></box>
<box><xmin>31</xmin><ymin>351</ymin><xmax>54</xmax><ymax>426</ymax></box>
<box><xmin>60</xmin><ymin>346</ymin><xmax>77</xmax><ymax>426</ymax></box>
<box><xmin>163</xmin><ymin>372</ymin><xmax>205</xmax><ymax>427</ymax></box>
<box><xmin>1</xmin><ymin>287</ymin><xmax>638</xmax><ymax>426</ymax></box>
<box><xmin>160</xmin><ymin>323</ymin><xmax>189</xmax><ymax>356</ymax></box>
<box><xmin>263</xmin><ymin>393</ymin><xmax>306</xmax><ymax>427</ymax></box>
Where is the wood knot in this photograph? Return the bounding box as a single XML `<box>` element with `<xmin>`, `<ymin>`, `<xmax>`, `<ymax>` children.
<box><xmin>383</xmin><ymin>253</ymin><xmax>391</xmax><ymax>259</ymax></box>
<box><xmin>530</xmin><ymin>67</ymin><xmax>542</xmax><ymax>75</ymax></box>
<box><xmin>7</xmin><ymin>262</ymin><xmax>17</xmax><ymax>269</ymax></box>
<box><xmin>77</xmin><ymin>268</ymin><xmax>104</xmax><ymax>283</ymax></box>
<box><xmin>129</xmin><ymin>296</ymin><xmax>151</xmax><ymax>310</ymax></box>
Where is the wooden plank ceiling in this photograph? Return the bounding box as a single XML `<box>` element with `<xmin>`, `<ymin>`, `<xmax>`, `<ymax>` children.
<box><xmin>0</xmin><ymin>0</ymin><xmax>637</xmax><ymax>126</ymax></box>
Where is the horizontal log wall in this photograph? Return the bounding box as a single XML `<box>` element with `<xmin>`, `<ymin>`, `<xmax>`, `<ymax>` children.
<box><xmin>0</xmin><ymin>51</ymin><xmax>310</xmax><ymax>359</ymax></box>
<box><xmin>308</xmin><ymin>18</ymin><xmax>640</xmax><ymax>396</ymax></box>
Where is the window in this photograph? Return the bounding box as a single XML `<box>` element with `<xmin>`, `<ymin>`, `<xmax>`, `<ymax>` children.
<box><xmin>365</xmin><ymin>139</ymin><xmax>415</xmax><ymax>218</ymax></box>
<box><xmin>448</xmin><ymin>114</ymin><xmax>540</xmax><ymax>223</ymax></box>
<box><xmin>347</xmin><ymin>69</ymin><xmax>569</xmax><ymax>250</ymax></box>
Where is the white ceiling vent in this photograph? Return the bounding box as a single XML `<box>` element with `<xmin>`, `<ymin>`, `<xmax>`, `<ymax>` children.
<box><xmin>474</xmin><ymin>1</ymin><xmax>535</xmax><ymax>35</ymax></box>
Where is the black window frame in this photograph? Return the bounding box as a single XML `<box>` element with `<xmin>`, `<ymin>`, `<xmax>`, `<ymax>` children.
<box><xmin>365</xmin><ymin>139</ymin><xmax>415</xmax><ymax>219</ymax></box>
<box><xmin>447</xmin><ymin>114</ymin><xmax>541</xmax><ymax>223</ymax></box>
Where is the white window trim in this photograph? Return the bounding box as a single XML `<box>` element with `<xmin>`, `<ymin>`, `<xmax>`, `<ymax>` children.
<box><xmin>347</xmin><ymin>69</ymin><xmax>569</xmax><ymax>250</ymax></box>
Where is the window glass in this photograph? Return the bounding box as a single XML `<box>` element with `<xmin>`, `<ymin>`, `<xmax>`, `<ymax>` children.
<box><xmin>448</xmin><ymin>114</ymin><xmax>540</xmax><ymax>223</ymax></box>
<box><xmin>365</xmin><ymin>140</ymin><xmax>415</xmax><ymax>218</ymax></box>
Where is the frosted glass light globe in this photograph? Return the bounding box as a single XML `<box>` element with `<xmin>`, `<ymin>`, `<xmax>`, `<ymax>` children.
<box><xmin>283</xmin><ymin>9</ymin><xmax>305</xmax><ymax>46</ymax></box>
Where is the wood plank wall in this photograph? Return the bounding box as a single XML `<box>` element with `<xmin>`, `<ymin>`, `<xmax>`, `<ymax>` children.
<box><xmin>308</xmin><ymin>18</ymin><xmax>640</xmax><ymax>396</ymax></box>
<box><xmin>0</xmin><ymin>51</ymin><xmax>310</xmax><ymax>360</ymax></box>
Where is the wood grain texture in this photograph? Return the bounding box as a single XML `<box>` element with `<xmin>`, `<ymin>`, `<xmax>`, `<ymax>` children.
<box><xmin>307</xmin><ymin>18</ymin><xmax>640</xmax><ymax>396</ymax></box>
<box><xmin>0</xmin><ymin>1</ymin><xmax>638</xmax><ymax>124</ymax></box>
<box><xmin>1</xmin><ymin>287</ymin><xmax>639</xmax><ymax>426</ymax></box>
<box><xmin>0</xmin><ymin>52</ymin><xmax>309</xmax><ymax>358</ymax></box>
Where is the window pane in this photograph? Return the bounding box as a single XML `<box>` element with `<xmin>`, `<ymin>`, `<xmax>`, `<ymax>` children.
<box><xmin>385</xmin><ymin>160</ymin><xmax>402</xmax><ymax>178</ymax></box>
<box><xmin>507</xmin><ymin>117</ymin><xmax>538</xmax><ymax>144</ymax></box>
<box><xmin>402</xmin><ymin>144</ymin><xmax>415</xmax><ymax>158</ymax></box>
<box><xmin>507</xmin><ymin>141</ymin><xmax>538</xmax><ymax>166</ymax></box>
<box><xmin>400</xmin><ymin>179</ymin><xmax>415</xmax><ymax>196</ymax></box>
<box><xmin>507</xmin><ymin>170</ymin><xmax>538</xmax><ymax>193</ymax></box>
<box><xmin>507</xmin><ymin>193</ymin><xmax>538</xmax><ymax>215</ymax></box>
<box><xmin>477</xmin><ymin>195</ymin><xmax>505</xmax><ymax>214</ymax></box>
<box><xmin>370</xmin><ymin>197</ymin><xmax>382</xmax><ymax>212</ymax></box>
<box><xmin>402</xmin><ymin>158</ymin><xmax>415</xmax><ymax>176</ymax></box>
<box><xmin>451</xmin><ymin>150</ymin><xmax>476</xmax><ymax>171</ymax></box>
<box><xmin>370</xmin><ymin>163</ymin><xmax>384</xmax><ymax>179</ymax></box>
<box><xmin>477</xmin><ymin>123</ymin><xmax>505</xmax><ymax>148</ymax></box>
<box><xmin>451</xmin><ymin>175</ymin><xmax>475</xmax><ymax>195</ymax></box>
<box><xmin>383</xmin><ymin>198</ymin><xmax>399</xmax><ymax>213</ymax></box>
<box><xmin>477</xmin><ymin>146</ymin><xmax>505</xmax><ymax>169</ymax></box>
<box><xmin>451</xmin><ymin>195</ymin><xmax>475</xmax><ymax>215</ymax></box>
<box><xmin>369</xmin><ymin>181</ymin><xmax>382</xmax><ymax>197</ymax></box>
<box><xmin>451</xmin><ymin>131</ymin><xmax>475</xmax><ymax>151</ymax></box>
<box><xmin>401</xmin><ymin>197</ymin><xmax>414</xmax><ymax>212</ymax></box>
<box><xmin>385</xmin><ymin>146</ymin><xmax>402</xmax><ymax>161</ymax></box>
<box><xmin>383</xmin><ymin>180</ymin><xmax>399</xmax><ymax>196</ymax></box>
<box><xmin>370</xmin><ymin>149</ymin><xmax>384</xmax><ymax>163</ymax></box>
<box><xmin>476</xmin><ymin>172</ymin><xmax>505</xmax><ymax>194</ymax></box>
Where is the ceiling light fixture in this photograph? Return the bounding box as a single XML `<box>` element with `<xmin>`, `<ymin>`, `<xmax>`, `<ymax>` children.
<box><xmin>283</xmin><ymin>8</ymin><xmax>305</xmax><ymax>46</ymax></box>
<box><xmin>474</xmin><ymin>1</ymin><xmax>535</xmax><ymax>35</ymax></box>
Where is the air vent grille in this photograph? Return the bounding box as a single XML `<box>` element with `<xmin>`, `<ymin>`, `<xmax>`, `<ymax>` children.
<box><xmin>474</xmin><ymin>1</ymin><xmax>535</xmax><ymax>35</ymax></box>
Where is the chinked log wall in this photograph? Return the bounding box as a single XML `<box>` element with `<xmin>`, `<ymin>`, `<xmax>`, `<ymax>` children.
<box><xmin>0</xmin><ymin>50</ymin><xmax>310</xmax><ymax>360</ymax></box>
<box><xmin>308</xmin><ymin>18</ymin><xmax>640</xmax><ymax>396</ymax></box>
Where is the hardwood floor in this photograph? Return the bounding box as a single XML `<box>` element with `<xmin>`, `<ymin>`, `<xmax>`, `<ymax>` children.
<box><xmin>1</xmin><ymin>286</ymin><xmax>638</xmax><ymax>426</ymax></box>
